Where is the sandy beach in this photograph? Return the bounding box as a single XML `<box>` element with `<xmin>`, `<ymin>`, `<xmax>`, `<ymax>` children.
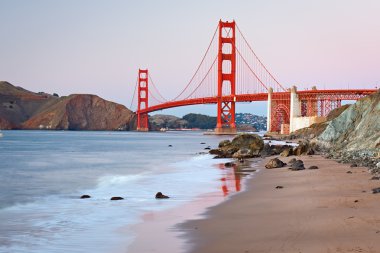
<box><xmin>182</xmin><ymin>155</ymin><xmax>380</xmax><ymax>253</ymax></box>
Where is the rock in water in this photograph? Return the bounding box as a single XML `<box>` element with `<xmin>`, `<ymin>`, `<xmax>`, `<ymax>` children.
<box><xmin>265</xmin><ymin>158</ymin><xmax>287</xmax><ymax>169</ymax></box>
<box><xmin>224</xmin><ymin>162</ymin><xmax>235</xmax><ymax>167</ymax></box>
<box><xmin>155</xmin><ymin>192</ymin><xmax>170</xmax><ymax>199</ymax></box>
<box><xmin>80</xmin><ymin>195</ymin><xmax>91</xmax><ymax>199</ymax></box>
<box><xmin>110</xmin><ymin>197</ymin><xmax>124</xmax><ymax>200</ymax></box>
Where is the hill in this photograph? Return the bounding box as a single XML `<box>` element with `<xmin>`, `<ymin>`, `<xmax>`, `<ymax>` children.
<box><xmin>0</xmin><ymin>81</ymin><xmax>135</xmax><ymax>130</ymax></box>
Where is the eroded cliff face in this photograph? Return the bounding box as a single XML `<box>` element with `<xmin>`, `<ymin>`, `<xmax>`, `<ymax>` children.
<box><xmin>0</xmin><ymin>81</ymin><xmax>136</xmax><ymax>130</ymax></box>
<box><xmin>317</xmin><ymin>90</ymin><xmax>380</xmax><ymax>152</ymax></box>
<box><xmin>22</xmin><ymin>95</ymin><xmax>136</xmax><ymax>130</ymax></box>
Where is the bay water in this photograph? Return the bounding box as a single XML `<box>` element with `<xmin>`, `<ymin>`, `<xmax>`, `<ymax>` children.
<box><xmin>0</xmin><ymin>131</ymin><xmax>251</xmax><ymax>253</ymax></box>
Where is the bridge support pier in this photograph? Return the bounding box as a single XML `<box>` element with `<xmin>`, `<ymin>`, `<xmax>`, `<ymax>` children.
<box><xmin>136</xmin><ymin>69</ymin><xmax>149</xmax><ymax>132</ymax></box>
<box><xmin>214</xmin><ymin>20</ymin><xmax>237</xmax><ymax>135</ymax></box>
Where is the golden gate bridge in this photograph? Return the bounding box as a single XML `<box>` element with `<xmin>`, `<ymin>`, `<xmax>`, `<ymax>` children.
<box><xmin>130</xmin><ymin>20</ymin><xmax>376</xmax><ymax>134</ymax></box>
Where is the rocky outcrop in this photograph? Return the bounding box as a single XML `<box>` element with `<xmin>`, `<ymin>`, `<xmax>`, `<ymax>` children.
<box><xmin>210</xmin><ymin>134</ymin><xmax>264</xmax><ymax>159</ymax></box>
<box><xmin>287</xmin><ymin>90</ymin><xmax>380</xmax><ymax>171</ymax></box>
<box><xmin>0</xmin><ymin>81</ymin><xmax>136</xmax><ymax>130</ymax></box>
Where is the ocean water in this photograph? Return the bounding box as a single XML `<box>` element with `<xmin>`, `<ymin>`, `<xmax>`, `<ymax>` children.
<box><xmin>0</xmin><ymin>131</ymin><xmax>250</xmax><ymax>253</ymax></box>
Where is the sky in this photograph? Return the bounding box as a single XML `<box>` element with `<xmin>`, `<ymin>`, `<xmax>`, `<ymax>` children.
<box><xmin>1</xmin><ymin>0</ymin><xmax>379</xmax><ymax>116</ymax></box>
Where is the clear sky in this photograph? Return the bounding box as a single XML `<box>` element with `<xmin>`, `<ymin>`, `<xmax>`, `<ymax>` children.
<box><xmin>1</xmin><ymin>0</ymin><xmax>379</xmax><ymax>116</ymax></box>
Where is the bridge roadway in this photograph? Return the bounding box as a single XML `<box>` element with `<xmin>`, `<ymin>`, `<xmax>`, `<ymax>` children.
<box><xmin>137</xmin><ymin>89</ymin><xmax>376</xmax><ymax>114</ymax></box>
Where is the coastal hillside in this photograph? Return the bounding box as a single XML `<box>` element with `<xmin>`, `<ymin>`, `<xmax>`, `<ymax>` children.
<box><xmin>316</xmin><ymin>89</ymin><xmax>380</xmax><ymax>152</ymax></box>
<box><xmin>291</xmin><ymin>89</ymin><xmax>380</xmax><ymax>166</ymax></box>
<box><xmin>150</xmin><ymin>113</ymin><xmax>267</xmax><ymax>131</ymax></box>
<box><xmin>0</xmin><ymin>81</ymin><xmax>135</xmax><ymax>130</ymax></box>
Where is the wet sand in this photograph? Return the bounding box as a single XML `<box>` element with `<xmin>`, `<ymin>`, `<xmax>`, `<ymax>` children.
<box><xmin>183</xmin><ymin>155</ymin><xmax>380</xmax><ymax>253</ymax></box>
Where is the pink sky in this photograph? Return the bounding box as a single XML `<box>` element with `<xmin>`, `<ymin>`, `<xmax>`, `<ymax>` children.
<box><xmin>1</xmin><ymin>0</ymin><xmax>379</xmax><ymax>116</ymax></box>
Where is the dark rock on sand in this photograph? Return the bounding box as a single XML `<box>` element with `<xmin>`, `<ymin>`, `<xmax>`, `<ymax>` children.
<box><xmin>155</xmin><ymin>192</ymin><xmax>170</xmax><ymax>199</ymax></box>
<box><xmin>347</xmin><ymin>171</ymin><xmax>353</xmax><ymax>174</ymax></box>
<box><xmin>350</xmin><ymin>163</ymin><xmax>358</xmax><ymax>168</ymax></box>
<box><xmin>290</xmin><ymin>160</ymin><xmax>305</xmax><ymax>171</ymax></box>
<box><xmin>265</xmin><ymin>158</ymin><xmax>287</xmax><ymax>169</ymax></box>
<box><xmin>288</xmin><ymin>158</ymin><xmax>297</xmax><ymax>164</ymax></box>
<box><xmin>308</xmin><ymin>166</ymin><xmax>319</xmax><ymax>170</ymax></box>
<box><xmin>371</xmin><ymin>176</ymin><xmax>380</xmax><ymax>180</ymax></box>
<box><xmin>293</xmin><ymin>140</ymin><xmax>315</xmax><ymax>156</ymax></box>
<box><xmin>80</xmin><ymin>195</ymin><xmax>91</xmax><ymax>199</ymax></box>
<box><xmin>372</xmin><ymin>187</ymin><xmax>380</xmax><ymax>194</ymax></box>
<box><xmin>275</xmin><ymin>186</ymin><xmax>284</xmax><ymax>189</ymax></box>
<box><xmin>110</xmin><ymin>197</ymin><xmax>124</xmax><ymax>200</ymax></box>
<box><xmin>224</xmin><ymin>162</ymin><xmax>235</xmax><ymax>167</ymax></box>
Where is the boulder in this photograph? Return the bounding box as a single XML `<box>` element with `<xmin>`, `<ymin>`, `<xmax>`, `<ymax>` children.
<box><xmin>224</xmin><ymin>162</ymin><xmax>235</xmax><ymax>167</ymax></box>
<box><xmin>293</xmin><ymin>141</ymin><xmax>314</xmax><ymax>156</ymax></box>
<box><xmin>372</xmin><ymin>187</ymin><xmax>380</xmax><ymax>194</ymax></box>
<box><xmin>232</xmin><ymin>148</ymin><xmax>253</xmax><ymax>159</ymax></box>
<box><xmin>155</xmin><ymin>192</ymin><xmax>170</xmax><ymax>199</ymax></box>
<box><xmin>265</xmin><ymin>158</ymin><xmax>287</xmax><ymax>169</ymax></box>
<box><xmin>280</xmin><ymin>148</ymin><xmax>293</xmax><ymax>157</ymax></box>
<box><xmin>218</xmin><ymin>140</ymin><xmax>231</xmax><ymax>148</ymax></box>
<box><xmin>211</xmin><ymin>134</ymin><xmax>264</xmax><ymax>158</ymax></box>
<box><xmin>231</xmin><ymin>134</ymin><xmax>264</xmax><ymax>155</ymax></box>
<box><xmin>288</xmin><ymin>158</ymin><xmax>297</xmax><ymax>164</ymax></box>
<box><xmin>110</xmin><ymin>197</ymin><xmax>124</xmax><ymax>200</ymax></box>
<box><xmin>290</xmin><ymin>160</ymin><xmax>305</xmax><ymax>171</ymax></box>
<box><xmin>80</xmin><ymin>195</ymin><xmax>91</xmax><ymax>199</ymax></box>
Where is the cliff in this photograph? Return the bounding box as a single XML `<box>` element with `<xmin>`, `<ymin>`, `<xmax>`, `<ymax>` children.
<box><xmin>0</xmin><ymin>81</ymin><xmax>135</xmax><ymax>130</ymax></box>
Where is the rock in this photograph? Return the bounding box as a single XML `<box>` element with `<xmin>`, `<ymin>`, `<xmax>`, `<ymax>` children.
<box><xmin>354</xmin><ymin>200</ymin><xmax>359</xmax><ymax>203</ymax></box>
<box><xmin>168</xmin><ymin>145</ymin><xmax>173</xmax><ymax>147</ymax></box>
<box><xmin>218</xmin><ymin>140</ymin><xmax>231</xmax><ymax>148</ymax></box>
<box><xmin>239</xmin><ymin>158</ymin><xmax>244</xmax><ymax>163</ymax></box>
<box><xmin>155</xmin><ymin>192</ymin><xmax>170</xmax><ymax>199</ymax></box>
<box><xmin>265</xmin><ymin>158</ymin><xmax>287</xmax><ymax>169</ymax></box>
<box><xmin>371</xmin><ymin>176</ymin><xmax>380</xmax><ymax>180</ymax></box>
<box><xmin>347</xmin><ymin>171</ymin><xmax>353</xmax><ymax>174</ymax></box>
<box><xmin>290</xmin><ymin>160</ymin><xmax>305</xmax><ymax>171</ymax></box>
<box><xmin>80</xmin><ymin>195</ymin><xmax>91</xmax><ymax>199</ymax></box>
<box><xmin>200</xmin><ymin>142</ymin><xmax>206</xmax><ymax>144</ymax></box>
<box><xmin>350</xmin><ymin>163</ymin><xmax>358</xmax><ymax>168</ymax></box>
<box><xmin>372</xmin><ymin>187</ymin><xmax>380</xmax><ymax>194</ymax></box>
<box><xmin>110</xmin><ymin>197</ymin><xmax>124</xmax><ymax>200</ymax></box>
<box><xmin>204</xmin><ymin>146</ymin><xmax>211</xmax><ymax>150</ymax></box>
<box><xmin>232</xmin><ymin>148</ymin><xmax>253</xmax><ymax>159</ymax></box>
<box><xmin>288</xmin><ymin>158</ymin><xmax>297</xmax><ymax>164</ymax></box>
<box><xmin>231</xmin><ymin>134</ymin><xmax>264</xmax><ymax>155</ymax></box>
<box><xmin>280</xmin><ymin>148</ymin><xmax>293</xmax><ymax>157</ymax></box>
<box><xmin>293</xmin><ymin>141</ymin><xmax>314</xmax><ymax>156</ymax></box>
<box><xmin>275</xmin><ymin>185</ymin><xmax>284</xmax><ymax>189</ymax></box>
<box><xmin>377</xmin><ymin>162</ymin><xmax>380</xmax><ymax>169</ymax></box>
<box><xmin>224</xmin><ymin>162</ymin><xmax>235</xmax><ymax>167</ymax></box>
<box><xmin>308</xmin><ymin>166</ymin><xmax>319</xmax><ymax>170</ymax></box>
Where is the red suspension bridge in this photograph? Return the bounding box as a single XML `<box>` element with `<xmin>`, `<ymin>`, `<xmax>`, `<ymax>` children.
<box><xmin>130</xmin><ymin>20</ymin><xmax>376</xmax><ymax>134</ymax></box>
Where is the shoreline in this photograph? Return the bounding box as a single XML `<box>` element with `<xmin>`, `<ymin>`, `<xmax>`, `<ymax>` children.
<box><xmin>125</xmin><ymin>158</ymin><xmax>261</xmax><ymax>253</ymax></box>
<box><xmin>182</xmin><ymin>155</ymin><xmax>380</xmax><ymax>253</ymax></box>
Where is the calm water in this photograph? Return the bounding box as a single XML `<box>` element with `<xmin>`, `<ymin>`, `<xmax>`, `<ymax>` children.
<box><xmin>0</xmin><ymin>131</ymin><xmax>247</xmax><ymax>253</ymax></box>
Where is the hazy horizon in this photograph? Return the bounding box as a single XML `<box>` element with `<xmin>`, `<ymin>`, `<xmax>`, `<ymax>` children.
<box><xmin>1</xmin><ymin>0</ymin><xmax>379</xmax><ymax>116</ymax></box>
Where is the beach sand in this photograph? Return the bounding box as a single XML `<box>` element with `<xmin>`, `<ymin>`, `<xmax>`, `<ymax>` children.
<box><xmin>182</xmin><ymin>155</ymin><xmax>380</xmax><ymax>253</ymax></box>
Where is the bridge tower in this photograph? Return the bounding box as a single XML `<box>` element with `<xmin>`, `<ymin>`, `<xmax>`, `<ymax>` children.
<box><xmin>137</xmin><ymin>69</ymin><xmax>149</xmax><ymax>131</ymax></box>
<box><xmin>215</xmin><ymin>20</ymin><xmax>237</xmax><ymax>134</ymax></box>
